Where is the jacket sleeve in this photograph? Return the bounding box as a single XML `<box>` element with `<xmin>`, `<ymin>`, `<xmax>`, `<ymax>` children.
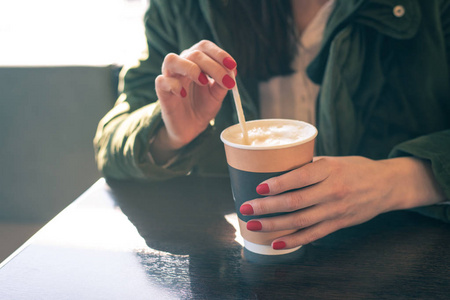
<box><xmin>93</xmin><ymin>0</ymin><xmax>213</xmax><ymax>181</ymax></box>
<box><xmin>389</xmin><ymin>131</ymin><xmax>450</xmax><ymax>222</ymax></box>
<box><xmin>388</xmin><ymin>1</ymin><xmax>450</xmax><ymax>222</ymax></box>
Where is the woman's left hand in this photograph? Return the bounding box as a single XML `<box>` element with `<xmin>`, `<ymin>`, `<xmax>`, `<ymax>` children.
<box><xmin>240</xmin><ymin>156</ymin><xmax>446</xmax><ymax>250</ymax></box>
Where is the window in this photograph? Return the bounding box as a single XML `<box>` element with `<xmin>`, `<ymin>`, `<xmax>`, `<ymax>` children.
<box><xmin>0</xmin><ymin>0</ymin><xmax>149</xmax><ymax>66</ymax></box>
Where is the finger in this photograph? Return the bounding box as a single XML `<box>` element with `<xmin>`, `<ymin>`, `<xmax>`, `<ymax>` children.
<box><xmin>162</xmin><ymin>53</ymin><xmax>209</xmax><ymax>87</ymax></box>
<box><xmin>272</xmin><ymin>218</ymin><xmax>347</xmax><ymax>250</ymax></box>
<box><xmin>257</xmin><ymin>157</ymin><xmax>330</xmax><ymax>196</ymax></box>
<box><xmin>155</xmin><ymin>75</ymin><xmax>184</xmax><ymax>98</ymax></box>
<box><xmin>249</xmin><ymin>203</ymin><xmax>339</xmax><ymax>232</ymax></box>
<box><xmin>243</xmin><ymin>185</ymin><xmax>323</xmax><ymax>216</ymax></box>
<box><xmin>182</xmin><ymin>50</ymin><xmax>235</xmax><ymax>89</ymax></box>
<box><xmin>185</xmin><ymin>40</ymin><xmax>237</xmax><ymax>70</ymax></box>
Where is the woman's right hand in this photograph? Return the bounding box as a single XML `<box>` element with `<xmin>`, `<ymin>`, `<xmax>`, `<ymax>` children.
<box><xmin>152</xmin><ymin>40</ymin><xmax>237</xmax><ymax>162</ymax></box>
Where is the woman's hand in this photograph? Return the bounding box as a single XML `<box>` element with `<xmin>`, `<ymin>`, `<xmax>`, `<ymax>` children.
<box><xmin>151</xmin><ymin>40</ymin><xmax>237</xmax><ymax>163</ymax></box>
<box><xmin>240</xmin><ymin>156</ymin><xmax>446</xmax><ymax>250</ymax></box>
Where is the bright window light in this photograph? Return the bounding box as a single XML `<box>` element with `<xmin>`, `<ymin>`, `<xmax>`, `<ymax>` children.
<box><xmin>0</xmin><ymin>0</ymin><xmax>148</xmax><ymax>66</ymax></box>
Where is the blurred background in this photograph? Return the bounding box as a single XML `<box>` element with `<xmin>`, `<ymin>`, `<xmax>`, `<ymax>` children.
<box><xmin>0</xmin><ymin>0</ymin><xmax>149</xmax><ymax>262</ymax></box>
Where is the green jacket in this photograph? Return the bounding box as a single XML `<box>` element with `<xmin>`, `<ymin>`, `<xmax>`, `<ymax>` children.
<box><xmin>94</xmin><ymin>0</ymin><xmax>450</xmax><ymax>221</ymax></box>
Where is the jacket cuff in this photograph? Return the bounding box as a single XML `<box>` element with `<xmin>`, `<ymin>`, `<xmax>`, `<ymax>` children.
<box><xmin>135</xmin><ymin>103</ymin><xmax>214</xmax><ymax>181</ymax></box>
<box><xmin>389</xmin><ymin>130</ymin><xmax>450</xmax><ymax>222</ymax></box>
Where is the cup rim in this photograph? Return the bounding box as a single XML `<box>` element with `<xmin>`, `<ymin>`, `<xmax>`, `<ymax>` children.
<box><xmin>220</xmin><ymin>119</ymin><xmax>318</xmax><ymax>150</ymax></box>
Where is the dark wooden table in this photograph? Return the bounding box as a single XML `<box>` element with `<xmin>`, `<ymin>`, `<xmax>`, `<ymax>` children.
<box><xmin>1</xmin><ymin>176</ymin><xmax>449</xmax><ymax>299</ymax></box>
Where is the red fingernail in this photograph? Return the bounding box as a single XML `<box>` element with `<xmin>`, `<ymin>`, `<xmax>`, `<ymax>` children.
<box><xmin>256</xmin><ymin>183</ymin><xmax>270</xmax><ymax>195</ymax></box>
<box><xmin>272</xmin><ymin>241</ymin><xmax>286</xmax><ymax>250</ymax></box>
<box><xmin>223</xmin><ymin>57</ymin><xmax>237</xmax><ymax>70</ymax></box>
<box><xmin>222</xmin><ymin>74</ymin><xmax>235</xmax><ymax>89</ymax></box>
<box><xmin>240</xmin><ymin>204</ymin><xmax>254</xmax><ymax>215</ymax></box>
<box><xmin>247</xmin><ymin>220</ymin><xmax>262</xmax><ymax>231</ymax></box>
<box><xmin>198</xmin><ymin>72</ymin><xmax>208</xmax><ymax>85</ymax></box>
<box><xmin>180</xmin><ymin>87</ymin><xmax>187</xmax><ymax>98</ymax></box>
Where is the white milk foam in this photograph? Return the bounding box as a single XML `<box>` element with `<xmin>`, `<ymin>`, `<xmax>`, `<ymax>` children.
<box><xmin>223</xmin><ymin>120</ymin><xmax>317</xmax><ymax>148</ymax></box>
<box><xmin>246</xmin><ymin>124</ymin><xmax>309</xmax><ymax>146</ymax></box>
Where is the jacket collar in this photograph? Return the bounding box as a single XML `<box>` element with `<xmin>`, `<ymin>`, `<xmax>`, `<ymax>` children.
<box><xmin>355</xmin><ymin>0</ymin><xmax>421</xmax><ymax>39</ymax></box>
<box><xmin>308</xmin><ymin>0</ymin><xmax>421</xmax><ymax>84</ymax></box>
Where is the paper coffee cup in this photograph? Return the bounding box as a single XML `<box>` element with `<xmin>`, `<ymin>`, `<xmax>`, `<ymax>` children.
<box><xmin>221</xmin><ymin>119</ymin><xmax>317</xmax><ymax>256</ymax></box>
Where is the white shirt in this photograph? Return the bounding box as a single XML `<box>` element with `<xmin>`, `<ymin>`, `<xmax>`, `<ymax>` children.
<box><xmin>259</xmin><ymin>0</ymin><xmax>335</xmax><ymax>125</ymax></box>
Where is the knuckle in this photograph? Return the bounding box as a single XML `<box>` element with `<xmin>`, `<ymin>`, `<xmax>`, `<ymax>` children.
<box><xmin>154</xmin><ymin>75</ymin><xmax>164</xmax><ymax>86</ymax></box>
<box><xmin>285</xmin><ymin>192</ymin><xmax>303</xmax><ymax>211</ymax></box>
<box><xmin>188</xmin><ymin>50</ymin><xmax>202</xmax><ymax>59</ymax></box>
<box><xmin>253</xmin><ymin>200</ymin><xmax>268</xmax><ymax>215</ymax></box>
<box><xmin>164</xmin><ymin>52</ymin><xmax>178</xmax><ymax>65</ymax></box>
<box><xmin>155</xmin><ymin>76</ymin><xmax>166</xmax><ymax>93</ymax></box>
<box><xmin>330</xmin><ymin>182</ymin><xmax>348</xmax><ymax>200</ymax></box>
<box><xmin>316</xmin><ymin>156</ymin><xmax>330</xmax><ymax>165</ymax></box>
<box><xmin>154</xmin><ymin>75</ymin><xmax>174</xmax><ymax>93</ymax></box>
<box><xmin>262</xmin><ymin>220</ymin><xmax>275</xmax><ymax>231</ymax></box>
<box><xmin>187</xmin><ymin>64</ymin><xmax>200</xmax><ymax>77</ymax></box>
<box><xmin>320</xmin><ymin>156</ymin><xmax>336</xmax><ymax>172</ymax></box>
<box><xmin>293</xmin><ymin>215</ymin><xmax>311</xmax><ymax>229</ymax></box>
<box><xmin>303</xmin><ymin>232</ymin><xmax>320</xmax><ymax>245</ymax></box>
<box><xmin>185</xmin><ymin>50</ymin><xmax>202</xmax><ymax>61</ymax></box>
<box><xmin>270</xmin><ymin>177</ymin><xmax>283</xmax><ymax>193</ymax></box>
<box><xmin>335</xmin><ymin>203</ymin><xmax>348</xmax><ymax>217</ymax></box>
<box><xmin>197</xmin><ymin>39</ymin><xmax>211</xmax><ymax>49</ymax></box>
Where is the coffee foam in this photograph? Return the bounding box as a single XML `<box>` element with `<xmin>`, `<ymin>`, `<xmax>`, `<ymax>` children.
<box><xmin>221</xmin><ymin>119</ymin><xmax>317</xmax><ymax>150</ymax></box>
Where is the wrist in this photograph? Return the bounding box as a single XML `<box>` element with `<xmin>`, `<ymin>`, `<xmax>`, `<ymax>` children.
<box><xmin>382</xmin><ymin>157</ymin><xmax>446</xmax><ymax>211</ymax></box>
<box><xmin>149</xmin><ymin>126</ymin><xmax>182</xmax><ymax>165</ymax></box>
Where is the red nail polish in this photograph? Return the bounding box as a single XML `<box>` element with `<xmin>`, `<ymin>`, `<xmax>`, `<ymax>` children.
<box><xmin>247</xmin><ymin>220</ymin><xmax>262</xmax><ymax>231</ymax></box>
<box><xmin>198</xmin><ymin>72</ymin><xmax>208</xmax><ymax>85</ymax></box>
<box><xmin>256</xmin><ymin>183</ymin><xmax>270</xmax><ymax>195</ymax></box>
<box><xmin>272</xmin><ymin>241</ymin><xmax>286</xmax><ymax>250</ymax></box>
<box><xmin>180</xmin><ymin>87</ymin><xmax>187</xmax><ymax>98</ymax></box>
<box><xmin>222</xmin><ymin>74</ymin><xmax>235</xmax><ymax>89</ymax></box>
<box><xmin>223</xmin><ymin>57</ymin><xmax>237</xmax><ymax>70</ymax></box>
<box><xmin>240</xmin><ymin>204</ymin><xmax>254</xmax><ymax>215</ymax></box>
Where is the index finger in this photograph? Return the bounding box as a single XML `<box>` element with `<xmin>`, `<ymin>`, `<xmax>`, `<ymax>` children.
<box><xmin>257</xmin><ymin>157</ymin><xmax>330</xmax><ymax>196</ymax></box>
<box><xmin>181</xmin><ymin>40</ymin><xmax>237</xmax><ymax>70</ymax></box>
